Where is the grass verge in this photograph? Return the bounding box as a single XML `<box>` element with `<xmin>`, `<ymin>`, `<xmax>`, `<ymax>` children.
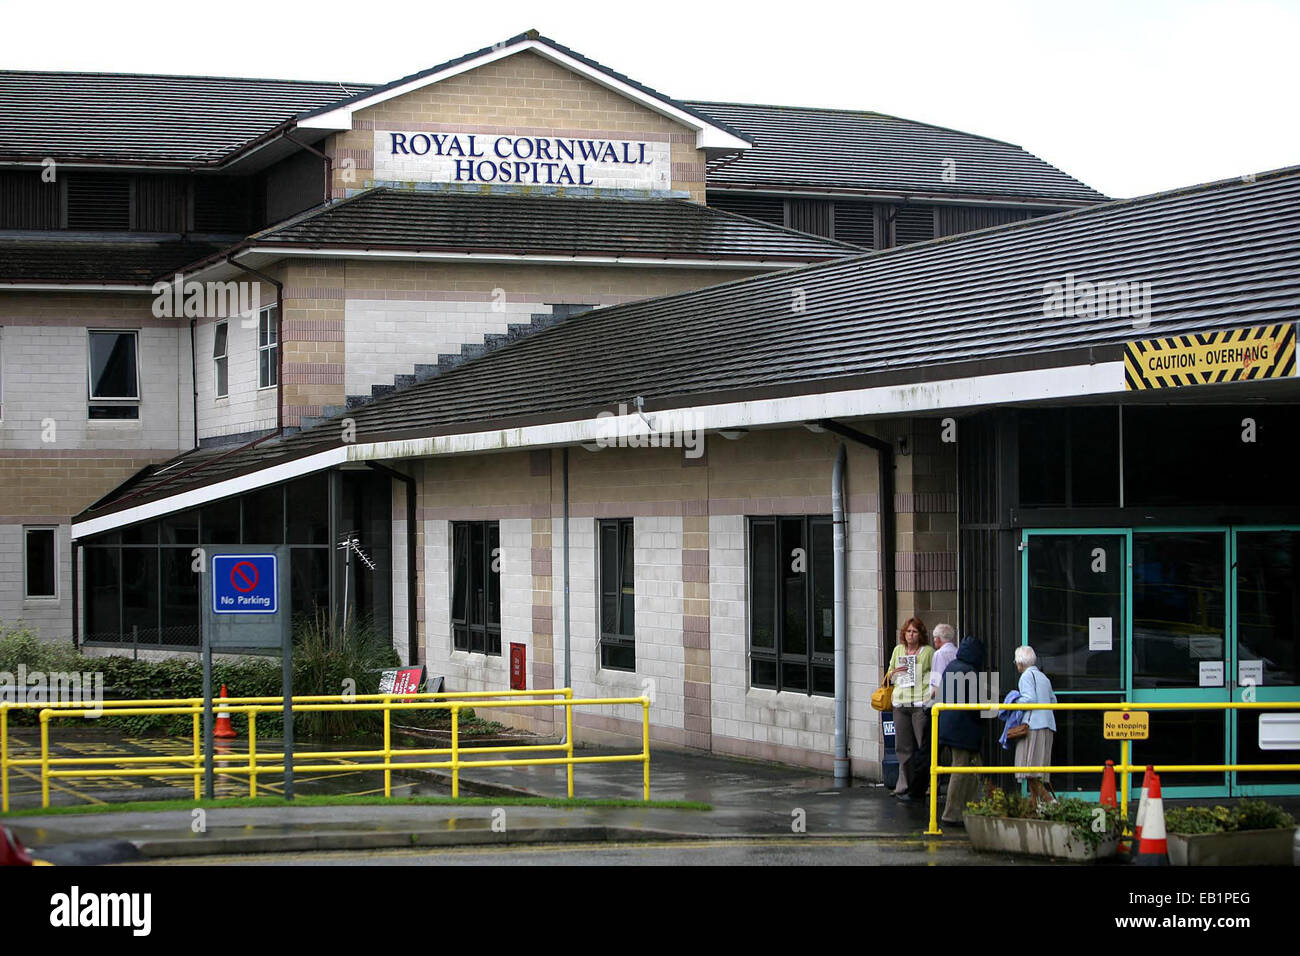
<box><xmin>1</xmin><ymin>793</ymin><xmax>711</xmax><ymax>818</ymax></box>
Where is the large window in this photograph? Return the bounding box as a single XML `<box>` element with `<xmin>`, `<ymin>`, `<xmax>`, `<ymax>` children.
<box><xmin>451</xmin><ymin>521</ymin><xmax>500</xmax><ymax>655</ymax></box>
<box><xmin>88</xmin><ymin>330</ymin><xmax>140</xmax><ymax>419</ymax></box>
<box><xmin>258</xmin><ymin>306</ymin><xmax>278</xmax><ymax>389</ymax></box>
<box><xmin>749</xmin><ymin>516</ymin><xmax>834</xmax><ymax>695</ymax></box>
<box><xmin>213</xmin><ymin>322</ymin><xmax>229</xmax><ymax>398</ymax></box>
<box><xmin>24</xmin><ymin>527</ymin><xmax>57</xmax><ymax>599</ymax></box>
<box><xmin>599</xmin><ymin>518</ymin><xmax>635</xmax><ymax>670</ymax></box>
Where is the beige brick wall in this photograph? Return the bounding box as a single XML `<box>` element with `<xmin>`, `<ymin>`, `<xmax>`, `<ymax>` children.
<box><xmin>328</xmin><ymin>50</ymin><xmax>709</xmax><ymax>202</ymax></box>
<box><xmin>278</xmin><ymin>258</ymin><xmax>753</xmax><ymax>424</ymax></box>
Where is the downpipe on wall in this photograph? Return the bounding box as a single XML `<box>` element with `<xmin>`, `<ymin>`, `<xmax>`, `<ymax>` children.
<box><xmin>832</xmin><ymin>442</ymin><xmax>849</xmax><ymax>786</ymax></box>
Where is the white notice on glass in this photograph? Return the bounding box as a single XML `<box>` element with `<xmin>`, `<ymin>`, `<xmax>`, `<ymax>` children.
<box><xmin>1238</xmin><ymin>660</ymin><xmax>1264</xmax><ymax>687</ymax></box>
<box><xmin>896</xmin><ymin>654</ymin><xmax>917</xmax><ymax>689</ymax></box>
<box><xmin>1188</xmin><ymin>635</ymin><xmax>1222</xmax><ymax>659</ymax></box>
<box><xmin>1088</xmin><ymin>617</ymin><xmax>1113</xmax><ymax>652</ymax></box>
<box><xmin>1199</xmin><ymin>661</ymin><xmax>1225</xmax><ymax>687</ymax></box>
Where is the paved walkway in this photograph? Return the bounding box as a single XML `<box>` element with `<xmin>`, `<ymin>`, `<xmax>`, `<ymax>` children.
<box><xmin>4</xmin><ymin>745</ymin><xmax>967</xmax><ymax>863</ymax></box>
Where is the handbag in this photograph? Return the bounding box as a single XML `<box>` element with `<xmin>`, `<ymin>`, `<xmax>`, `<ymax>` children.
<box><xmin>871</xmin><ymin>668</ymin><xmax>894</xmax><ymax>712</ymax></box>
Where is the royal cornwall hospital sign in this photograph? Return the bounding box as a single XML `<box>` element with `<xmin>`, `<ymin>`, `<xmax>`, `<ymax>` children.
<box><xmin>374</xmin><ymin>130</ymin><xmax>672</xmax><ymax>190</ymax></box>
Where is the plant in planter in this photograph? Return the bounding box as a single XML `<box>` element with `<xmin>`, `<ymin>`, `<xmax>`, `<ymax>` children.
<box><xmin>964</xmin><ymin>787</ymin><xmax>1125</xmax><ymax>861</ymax></box>
<box><xmin>1163</xmin><ymin>800</ymin><xmax>1296</xmax><ymax>866</ymax></box>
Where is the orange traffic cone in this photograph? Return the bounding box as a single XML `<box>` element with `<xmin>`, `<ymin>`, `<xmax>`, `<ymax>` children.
<box><xmin>1100</xmin><ymin>760</ymin><xmax>1118</xmax><ymax>808</ymax></box>
<box><xmin>1</xmin><ymin>826</ymin><xmax>34</xmax><ymax>866</ymax></box>
<box><xmin>1134</xmin><ymin>771</ymin><xmax>1169</xmax><ymax>866</ymax></box>
<box><xmin>214</xmin><ymin>684</ymin><xmax>238</xmax><ymax>739</ymax></box>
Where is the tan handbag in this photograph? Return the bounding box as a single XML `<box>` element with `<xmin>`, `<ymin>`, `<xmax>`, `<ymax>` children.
<box><xmin>871</xmin><ymin>669</ymin><xmax>894</xmax><ymax>712</ymax></box>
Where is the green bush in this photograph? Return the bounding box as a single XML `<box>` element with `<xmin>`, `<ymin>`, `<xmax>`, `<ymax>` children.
<box><xmin>965</xmin><ymin>786</ymin><xmax>1124</xmax><ymax>852</ymax></box>
<box><xmin>1166</xmin><ymin>800</ymin><xmax>1295</xmax><ymax>834</ymax></box>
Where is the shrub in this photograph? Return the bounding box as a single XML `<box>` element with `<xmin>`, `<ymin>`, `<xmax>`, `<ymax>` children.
<box><xmin>965</xmin><ymin>786</ymin><xmax>1124</xmax><ymax>853</ymax></box>
<box><xmin>1166</xmin><ymin>800</ymin><xmax>1295</xmax><ymax>834</ymax></box>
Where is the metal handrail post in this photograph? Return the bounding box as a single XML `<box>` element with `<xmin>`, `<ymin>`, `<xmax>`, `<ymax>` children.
<box><xmin>927</xmin><ymin>704</ymin><xmax>942</xmax><ymax>835</ymax></box>
<box><xmin>383</xmin><ymin>695</ymin><xmax>392</xmax><ymax>798</ymax></box>
<box><xmin>451</xmin><ymin>704</ymin><xmax>460</xmax><ymax>799</ymax></box>
<box><xmin>39</xmin><ymin>709</ymin><xmax>51</xmax><ymax>809</ymax></box>
<box><xmin>566</xmin><ymin>691</ymin><xmax>574</xmax><ymax>798</ymax></box>
<box><xmin>191</xmin><ymin>711</ymin><xmax>201</xmax><ymax>800</ymax></box>
<box><xmin>248</xmin><ymin>712</ymin><xmax>258</xmax><ymax>798</ymax></box>
<box><xmin>1</xmin><ymin>705</ymin><xmax>9</xmax><ymax>813</ymax></box>
<box><xmin>642</xmin><ymin>697</ymin><xmax>650</xmax><ymax>801</ymax></box>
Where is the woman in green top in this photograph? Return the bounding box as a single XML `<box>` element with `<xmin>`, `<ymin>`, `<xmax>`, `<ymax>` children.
<box><xmin>888</xmin><ymin>617</ymin><xmax>934</xmax><ymax>802</ymax></box>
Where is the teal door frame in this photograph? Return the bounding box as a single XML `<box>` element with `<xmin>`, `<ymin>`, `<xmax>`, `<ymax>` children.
<box><xmin>1021</xmin><ymin>525</ymin><xmax>1300</xmax><ymax>799</ymax></box>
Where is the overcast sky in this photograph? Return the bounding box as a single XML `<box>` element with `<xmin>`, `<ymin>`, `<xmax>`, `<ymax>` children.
<box><xmin>3</xmin><ymin>0</ymin><xmax>1297</xmax><ymax>199</ymax></box>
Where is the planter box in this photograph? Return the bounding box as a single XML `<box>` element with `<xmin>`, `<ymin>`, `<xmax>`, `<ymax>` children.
<box><xmin>1167</xmin><ymin>828</ymin><xmax>1296</xmax><ymax>866</ymax></box>
<box><xmin>964</xmin><ymin>813</ymin><xmax>1119</xmax><ymax>861</ymax></box>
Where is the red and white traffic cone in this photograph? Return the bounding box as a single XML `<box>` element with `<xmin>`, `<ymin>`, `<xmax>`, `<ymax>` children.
<box><xmin>0</xmin><ymin>826</ymin><xmax>34</xmax><ymax>866</ymax></box>
<box><xmin>1134</xmin><ymin>771</ymin><xmax>1169</xmax><ymax>866</ymax></box>
<box><xmin>1121</xmin><ymin>766</ymin><xmax>1152</xmax><ymax>863</ymax></box>
<box><xmin>214</xmin><ymin>684</ymin><xmax>238</xmax><ymax>739</ymax></box>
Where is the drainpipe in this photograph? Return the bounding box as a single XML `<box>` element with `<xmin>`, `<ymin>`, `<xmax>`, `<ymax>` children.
<box><xmin>227</xmin><ymin>258</ymin><xmax>284</xmax><ymax>433</ymax></box>
<box><xmin>816</xmin><ymin>420</ymin><xmax>898</xmax><ymax>784</ymax></box>
<box><xmin>189</xmin><ymin>318</ymin><xmax>198</xmax><ymax>448</ymax></box>
<box><xmin>562</xmin><ymin>447</ymin><xmax>571</xmax><ymax>690</ymax></box>
<box><xmin>366</xmin><ymin>462</ymin><xmax>419</xmax><ymax>666</ymax></box>
<box><xmin>831</xmin><ymin>442</ymin><xmax>849</xmax><ymax>786</ymax></box>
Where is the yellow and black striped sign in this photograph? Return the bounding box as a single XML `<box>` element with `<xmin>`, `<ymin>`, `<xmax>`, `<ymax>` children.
<box><xmin>1124</xmin><ymin>324</ymin><xmax>1296</xmax><ymax>390</ymax></box>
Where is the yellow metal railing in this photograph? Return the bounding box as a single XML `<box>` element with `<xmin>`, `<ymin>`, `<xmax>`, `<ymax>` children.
<box><xmin>925</xmin><ymin>700</ymin><xmax>1300</xmax><ymax>836</ymax></box>
<box><xmin>0</xmin><ymin>688</ymin><xmax>652</xmax><ymax>812</ymax></box>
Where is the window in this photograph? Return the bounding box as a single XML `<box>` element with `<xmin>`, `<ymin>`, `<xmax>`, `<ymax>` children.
<box><xmin>599</xmin><ymin>518</ymin><xmax>635</xmax><ymax>670</ymax></box>
<box><xmin>213</xmin><ymin>322</ymin><xmax>229</xmax><ymax>398</ymax></box>
<box><xmin>748</xmin><ymin>516</ymin><xmax>834</xmax><ymax>695</ymax></box>
<box><xmin>451</xmin><ymin>521</ymin><xmax>500</xmax><ymax>655</ymax></box>
<box><xmin>88</xmin><ymin>330</ymin><xmax>139</xmax><ymax>419</ymax></box>
<box><xmin>24</xmin><ymin>527</ymin><xmax>57</xmax><ymax>599</ymax></box>
<box><xmin>258</xmin><ymin>306</ymin><xmax>278</xmax><ymax>389</ymax></box>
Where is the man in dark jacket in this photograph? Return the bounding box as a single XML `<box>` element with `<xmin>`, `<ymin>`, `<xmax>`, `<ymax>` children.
<box><xmin>937</xmin><ymin>636</ymin><xmax>986</xmax><ymax>826</ymax></box>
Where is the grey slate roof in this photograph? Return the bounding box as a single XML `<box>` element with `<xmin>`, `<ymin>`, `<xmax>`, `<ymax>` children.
<box><xmin>686</xmin><ymin>101</ymin><xmax>1107</xmax><ymax>204</ymax></box>
<box><xmin>0</xmin><ymin>235</ymin><xmax>226</xmax><ymax>284</ymax></box>
<box><xmin>78</xmin><ymin>165</ymin><xmax>1300</xmax><ymax>523</ymax></box>
<box><xmin>236</xmin><ymin>188</ymin><xmax>865</xmax><ymax>262</ymax></box>
<box><xmin>0</xmin><ymin>71</ymin><xmax>371</xmax><ymax>164</ymax></box>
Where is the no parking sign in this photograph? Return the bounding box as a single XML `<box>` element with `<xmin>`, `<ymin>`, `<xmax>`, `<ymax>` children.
<box><xmin>212</xmin><ymin>554</ymin><xmax>279</xmax><ymax>614</ymax></box>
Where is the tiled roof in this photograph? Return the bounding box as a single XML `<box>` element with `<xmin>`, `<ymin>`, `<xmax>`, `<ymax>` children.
<box><xmin>686</xmin><ymin>101</ymin><xmax>1107</xmax><ymax>203</ymax></box>
<box><xmin>0</xmin><ymin>71</ymin><xmax>371</xmax><ymax>164</ymax></box>
<box><xmin>78</xmin><ymin>166</ymin><xmax>1300</xmax><ymax>521</ymax></box>
<box><xmin>240</xmin><ymin>188</ymin><xmax>865</xmax><ymax>262</ymax></box>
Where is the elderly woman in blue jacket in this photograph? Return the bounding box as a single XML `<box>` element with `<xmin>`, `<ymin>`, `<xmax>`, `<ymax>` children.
<box><xmin>1014</xmin><ymin>645</ymin><xmax>1057</xmax><ymax>806</ymax></box>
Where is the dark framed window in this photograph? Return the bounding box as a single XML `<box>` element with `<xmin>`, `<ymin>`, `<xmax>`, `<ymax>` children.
<box><xmin>213</xmin><ymin>322</ymin><xmax>229</xmax><ymax>398</ymax></box>
<box><xmin>599</xmin><ymin>518</ymin><xmax>635</xmax><ymax>670</ymax></box>
<box><xmin>24</xmin><ymin>527</ymin><xmax>57</xmax><ymax>598</ymax></box>
<box><xmin>749</xmin><ymin>515</ymin><xmax>834</xmax><ymax>696</ymax></box>
<box><xmin>258</xmin><ymin>306</ymin><xmax>279</xmax><ymax>388</ymax></box>
<box><xmin>88</xmin><ymin>329</ymin><xmax>140</xmax><ymax>419</ymax></box>
<box><xmin>451</xmin><ymin>521</ymin><xmax>501</xmax><ymax>655</ymax></box>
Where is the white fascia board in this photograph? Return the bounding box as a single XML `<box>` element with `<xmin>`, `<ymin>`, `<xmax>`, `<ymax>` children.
<box><xmin>0</xmin><ymin>283</ymin><xmax>154</xmax><ymax>292</ymax></box>
<box><xmin>73</xmin><ymin>361</ymin><xmax>1124</xmax><ymax>538</ymax></box>
<box><xmin>245</xmin><ymin>246</ymin><xmax>803</xmax><ymax>270</ymax></box>
<box><xmin>71</xmin><ymin>447</ymin><xmax>347</xmax><ymax>540</ymax></box>
<box><xmin>296</xmin><ymin>39</ymin><xmax>750</xmax><ymax>154</ymax></box>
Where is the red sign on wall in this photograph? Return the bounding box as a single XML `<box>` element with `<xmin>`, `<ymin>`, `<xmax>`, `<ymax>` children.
<box><xmin>379</xmin><ymin>665</ymin><xmax>425</xmax><ymax>701</ymax></box>
<box><xmin>510</xmin><ymin>643</ymin><xmax>527</xmax><ymax>690</ymax></box>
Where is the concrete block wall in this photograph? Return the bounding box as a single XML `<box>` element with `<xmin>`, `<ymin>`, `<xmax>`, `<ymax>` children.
<box><xmin>280</xmin><ymin>260</ymin><xmax>753</xmax><ymax>426</ymax></box>
<box><xmin>192</xmin><ymin>280</ymin><xmax>280</xmax><ymax>443</ymax></box>
<box><xmin>329</xmin><ymin>50</ymin><xmax>709</xmax><ymax>203</ymax></box>
<box><xmin>410</xmin><ymin>427</ymin><xmax>895</xmax><ymax>777</ymax></box>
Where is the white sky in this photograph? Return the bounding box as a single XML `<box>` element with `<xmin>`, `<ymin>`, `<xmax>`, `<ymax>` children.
<box><xmin>3</xmin><ymin>0</ymin><xmax>1297</xmax><ymax>199</ymax></box>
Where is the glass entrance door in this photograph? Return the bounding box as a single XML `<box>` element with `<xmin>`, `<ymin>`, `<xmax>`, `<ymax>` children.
<box><xmin>1231</xmin><ymin>529</ymin><xmax>1300</xmax><ymax>795</ymax></box>
<box><xmin>1022</xmin><ymin>531</ymin><xmax>1126</xmax><ymax>794</ymax></box>
<box><xmin>1128</xmin><ymin>530</ymin><xmax>1231</xmax><ymax>796</ymax></box>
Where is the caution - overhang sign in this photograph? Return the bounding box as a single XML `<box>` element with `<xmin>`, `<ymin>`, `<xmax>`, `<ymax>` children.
<box><xmin>1124</xmin><ymin>324</ymin><xmax>1296</xmax><ymax>390</ymax></box>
